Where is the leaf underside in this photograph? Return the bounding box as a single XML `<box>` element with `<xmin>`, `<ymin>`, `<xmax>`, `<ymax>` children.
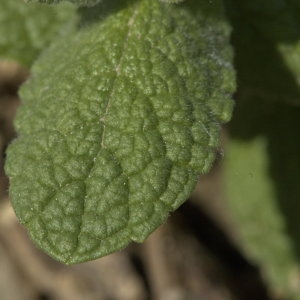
<box><xmin>6</xmin><ymin>0</ymin><xmax>235</xmax><ymax>264</ymax></box>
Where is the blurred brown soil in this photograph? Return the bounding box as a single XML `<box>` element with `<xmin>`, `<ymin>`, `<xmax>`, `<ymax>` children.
<box><xmin>0</xmin><ymin>61</ymin><xmax>277</xmax><ymax>300</ymax></box>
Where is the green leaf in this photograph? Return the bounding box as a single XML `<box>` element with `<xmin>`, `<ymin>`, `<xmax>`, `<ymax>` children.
<box><xmin>26</xmin><ymin>0</ymin><xmax>186</xmax><ymax>6</ymax></box>
<box><xmin>0</xmin><ymin>0</ymin><xmax>75</xmax><ymax>67</ymax></box>
<box><xmin>225</xmin><ymin>0</ymin><xmax>300</xmax><ymax>104</ymax></box>
<box><xmin>159</xmin><ymin>0</ymin><xmax>185</xmax><ymax>3</ymax></box>
<box><xmin>25</xmin><ymin>0</ymin><xmax>102</xmax><ymax>7</ymax></box>
<box><xmin>224</xmin><ymin>97</ymin><xmax>300</xmax><ymax>299</ymax></box>
<box><xmin>6</xmin><ymin>0</ymin><xmax>235</xmax><ymax>264</ymax></box>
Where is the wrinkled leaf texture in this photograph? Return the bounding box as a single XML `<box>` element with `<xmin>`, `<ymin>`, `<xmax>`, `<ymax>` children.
<box><xmin>6</xmin><ymin>0</ymin><xmax>235</xmax><ymax>264</ymax></box>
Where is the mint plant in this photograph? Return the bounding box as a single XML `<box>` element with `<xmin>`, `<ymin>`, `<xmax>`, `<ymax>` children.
<box><xmin>4</xmin><ymin>0</ymin><xmax>235</xmax><ymax>265</ymax></box>
<box><xmin>3</xmin><ymin>1</ymin><xmax>300</xmax><ymax>297</ymax></box>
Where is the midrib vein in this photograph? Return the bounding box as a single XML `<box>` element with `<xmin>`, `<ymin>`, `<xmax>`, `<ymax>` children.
<box><xmin>100</xmin><ymin>5</ymin><xmax>140</xmax><ymax>148</ymax></box>
<box><xmin>68</xmin><ymin>4</ymin><xmax>141</xmax><ymax>262</ymax></box>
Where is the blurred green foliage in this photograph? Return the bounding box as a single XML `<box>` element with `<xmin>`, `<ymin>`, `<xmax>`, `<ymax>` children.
<box><xmin>0</xmin><ymin>0</ymin><xmax>75</xmax><ymax>67</ymax></box>
<box><xmin>225</xmin><ymin>0</ymin><xmax>300</xmax><ymax>298</ymax></box>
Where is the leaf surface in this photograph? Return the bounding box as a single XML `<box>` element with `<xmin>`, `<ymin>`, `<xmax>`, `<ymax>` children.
<box><xmin>6</xmin><ymin>0</ymin><xmax>235</xmax><ymax>264</ymax></box>
<box><xmin>0</xmin><ymin>0</ymin><xmax>75</xmax><ymax>67</ymax></box>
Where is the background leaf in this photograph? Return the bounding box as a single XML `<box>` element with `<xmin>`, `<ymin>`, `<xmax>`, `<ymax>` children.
<box><xmin>0</xmin><ymin>0</ymin><xmax>75</xmax><ymax>67</ymax></box>
<box><xmin>25</xmin><ymin>0</ymin><xmax>102</xmax><ymax>7</ymax></box>
<box><xmin>225</xmin><ymin>0</ymin><xmax>300</xmax><ymax>105</ymax></box>
<box><xmin>6</xmin><ymin>0</ymin><xmax>235</xmax><ymax>264</ymax></box>
<box><xmin>224</xmin><ymin>96</ymin><xmax>300</xmax><ymax>299</ymax></box>
<box><xmin>26</xmin><ymin>0</ymin><xmax>186</xmax><ymax>6</ymax></box>
<box><xmin>222</xmin><ymin>1</ymin><xmax>300</xmax><ymax>298</ymax></box>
